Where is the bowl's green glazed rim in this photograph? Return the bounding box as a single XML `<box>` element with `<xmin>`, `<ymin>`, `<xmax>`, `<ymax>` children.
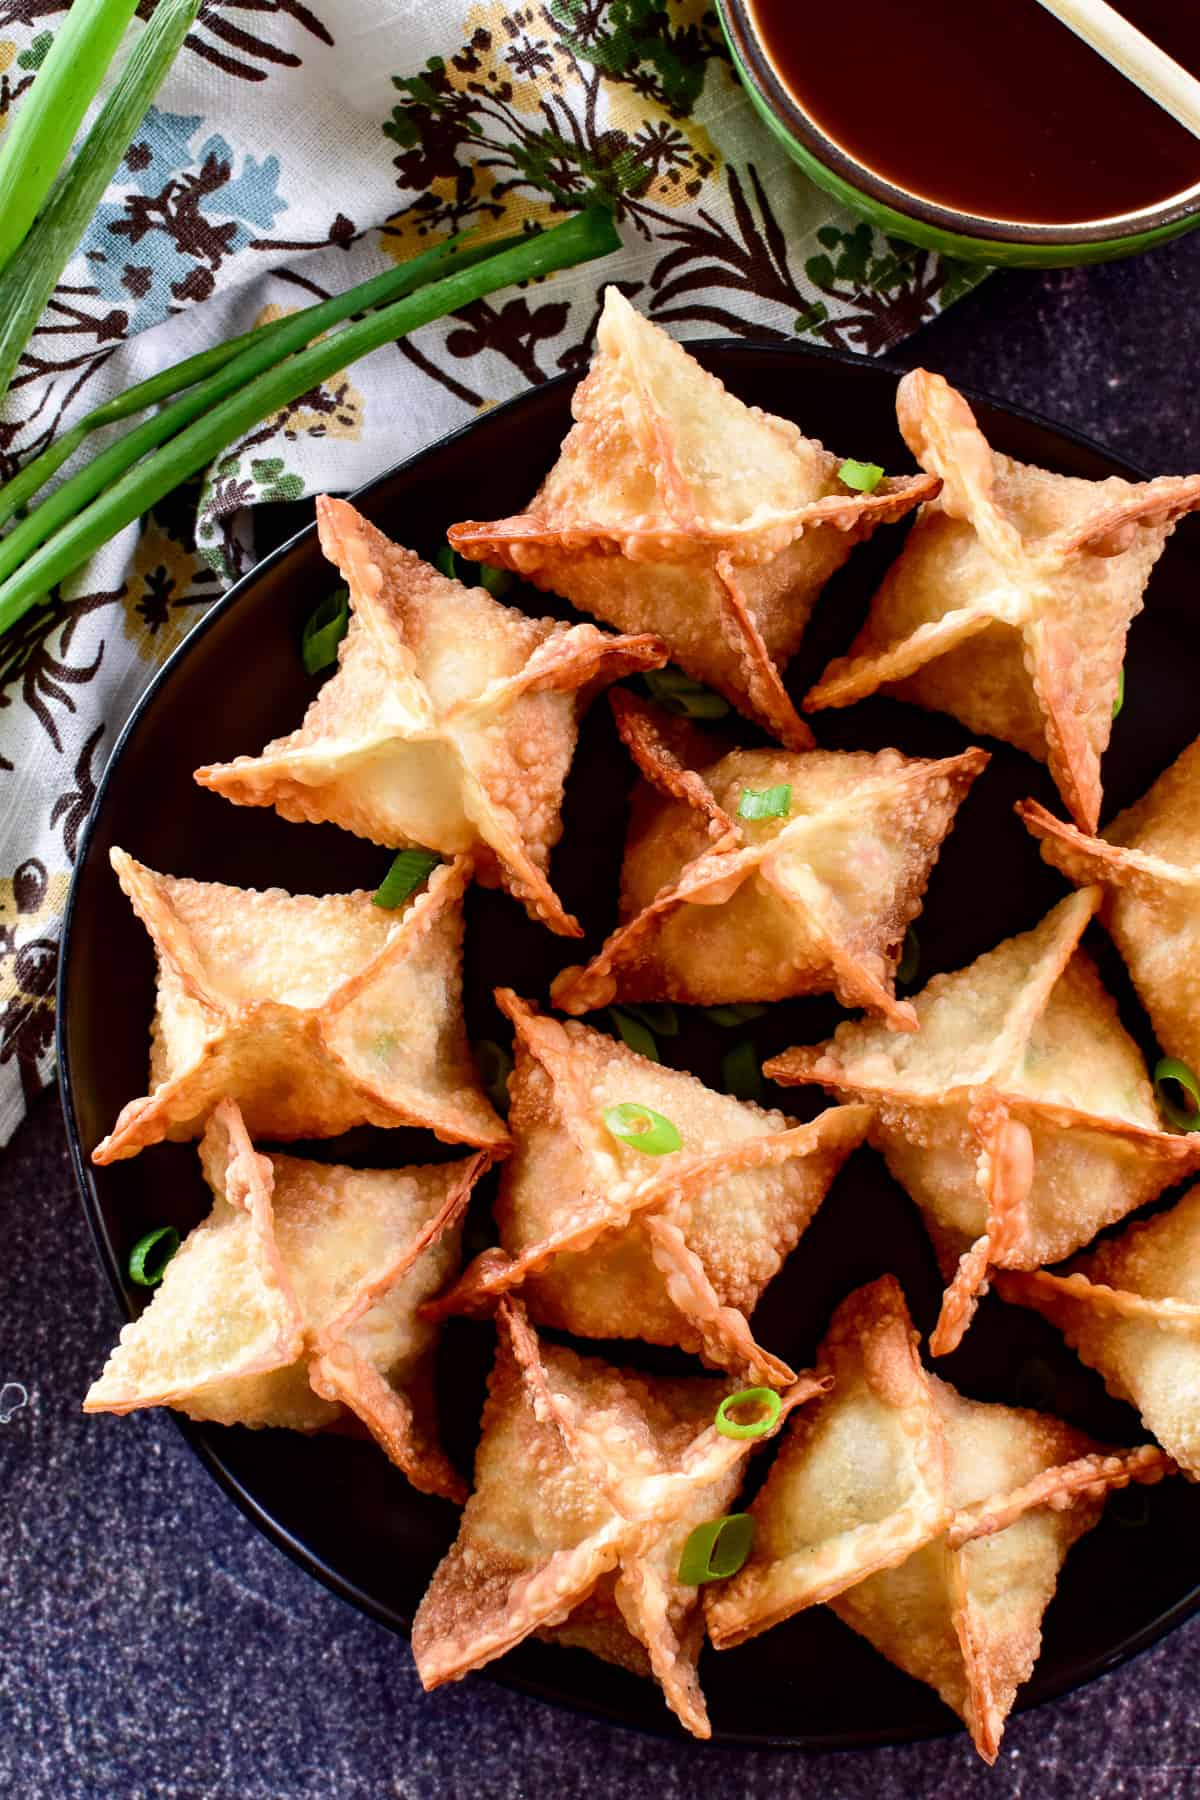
<box><xmin>717</xmin><ymin>0</ymin><xmax>1200</xmax><ymax>267</ymax></box>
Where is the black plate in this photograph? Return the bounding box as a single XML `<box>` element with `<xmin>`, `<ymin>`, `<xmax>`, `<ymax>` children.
<box><xmin>59</xmin><ymin>343</ymin><xmax>1200</xmax><ymax>1750</ymax></box>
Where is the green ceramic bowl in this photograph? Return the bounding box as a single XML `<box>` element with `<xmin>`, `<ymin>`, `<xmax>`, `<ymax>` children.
<box><xmin>718</xmin><ymin>0</ymin><xmax>1200</xmax><ymax>267</ymax></box>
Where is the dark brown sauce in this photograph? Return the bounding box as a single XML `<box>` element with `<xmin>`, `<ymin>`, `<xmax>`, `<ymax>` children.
<box><xmin>748</xmin><ymin>0</ymin><xmax>1200</xmax><ymax>225</ymax></box>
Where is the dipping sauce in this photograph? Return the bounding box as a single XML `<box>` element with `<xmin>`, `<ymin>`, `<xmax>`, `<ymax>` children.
<box><xmin>747</xmin><ymin>0</ymin><xmax>1200</xmax><ymax>225</ymax></box>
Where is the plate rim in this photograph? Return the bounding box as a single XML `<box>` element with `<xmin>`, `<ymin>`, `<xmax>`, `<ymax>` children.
<box><xmin>57</xmin><ymin>335</ymin><xmax>1199</xmax><ymax>1752</ymax></box>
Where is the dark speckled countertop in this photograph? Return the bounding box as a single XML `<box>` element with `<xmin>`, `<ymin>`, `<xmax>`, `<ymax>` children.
<box><xmin>7</xmin><ymin>240</ymin><xmax>1200</xmax><ymax>1800</ymax></box>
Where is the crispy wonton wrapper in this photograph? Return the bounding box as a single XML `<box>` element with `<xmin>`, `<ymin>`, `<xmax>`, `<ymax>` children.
<box><xmin>411</xmin><ymin>1296</ymin><xmax>823</xmax><ymax>1737</ymax></box>
<box><xmin>706</xmin><ymin>1276</ymin><xmax>1171</xmax><ymax>1762</ymax></box>
<box><xmin>195</xmin><ymin>497</ymin><xmax>665</xmax><ymax>936</ymax></box>
<box><xmin>93</xmin><ymin>850</ymin><xmax>508</xmax><ymax>1163</ymax></box>
<box><xmin>428</xmin><ymin>989</ymin><xmax>869</xmax><ymax>1384</ymax></box>
<box><xmin>85</xmin><ymin>1100</ymin><xmax>490</xmax><ymax>1500</ymax></box>
<box><xmin>1019</xmin><ymin>734</ymin><xmax>1200</xmax><ymax>1072</ymax></box>
<box><xmin>999</xmin><ymin>1182</ymin><xmax>1200</xmax><ymax>1478</ymax></box>
<box><xmin>805</xmin><ymin>370</ymin><xmax>1200</xmax><ymax>832</ymax></box>
<box><xmin>447</xmin><ymin>289</ymin><xmax>936</xmax><ymax>750</ymax></box>
<box><xmin>551</xmin><ymin>692</ymin><xmax>987</xmax><ymax>1024</ymax></box>
<box><xmin>765</xmin><ymin>891</ymin><xmax>1200</xmax><ymax>1354</ymax></box>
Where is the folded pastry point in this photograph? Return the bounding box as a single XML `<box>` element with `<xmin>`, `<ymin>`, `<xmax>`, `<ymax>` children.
<box><xmin>194</xmin><ymin>496</ymin><xmax>665</xmax><ymax>936</ymax></box>
<box><xmin>411</xmin><ymin>1296</ymin><xmax>822</xmax><ymax>1737</ymax></box>
<box><xmin>765</xmin><ymin>891</ymin><xmax>1200</xmax><ymax>1353</ymax></box>
<box><xmin>447</xmin><ymin>288</ymin><xmax>936</xmax><ymax>748</ymax></box>
<box><xmin>551</xmin><ymin>691</ymin><xmax>987</xmax><ymax>1022</ymax></box>
<box><xmin>706</xmin><ymin>1275</ymin><xmax>1172</xmax><ymax>1763</ymax></box>
<box><xmin>427</xmin><ymin>988</ymin><xmax>870</xmax><ymax>1384</ymax></box>
<box><xmin>84</xmin><ymin>1099</ymin><xmax>488</xmax><ymax>1499</ymax></box>
<box><xmin>805</xmin><ymin>369</ymin><xmax>1200</xmax><ymax>831</ymax></box>
<box><xmin>998</xmin><ymin>1180</ymin><xmax>1200</xmax><ymax>1478</ymax></box>
<box><xmin>93</xmin><ymin>849</ymin><xmax>509</xmax><ymax>1162</ymax></box>
<box><xmin>1019</xmin><ymin>733</ymin><xmax>1200</xmax><ymax>1073</ymax></box>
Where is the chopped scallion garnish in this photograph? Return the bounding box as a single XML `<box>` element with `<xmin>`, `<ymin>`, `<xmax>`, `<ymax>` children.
<box><xmin>602</xmin><ymin>1101</ymin><xmax>681</xmax><ymax>1155</ymax></box>
<box><xmin>434</xmin><ymin>543</ymin><xmax>459</xmax><ymax>580</ymax></box>
<box><xmin>715</xmin><ymin>1388</ymin><xmax>782</xmax><ymax>1440</ymax></box>
<box><xmin>896</xmin><ymin>926</ymin><xmax>920</xmax><ymax>987</ymax></box>
<box><xmin>1112</xmin><ymin>667</ymin><xmax>1125</xmax><ymax>721</ymax></box>
<box><xmin>839</xmin><ymin>459</ymin><xmax>885</xmax><ymax>493</ymax></box>
<box><xmin>373</xmin><ymin>848</ymin><xmax>440</xmax><ymax>909</ymax></box>
<box><xmin>722</xmin><ymin>1040</ymin><xmax>763</xmax><ymax>1103</ymax></box>
<box><xmin>475</xmin><ymin>1039</ymin><xmax>513</xmax><ymax>1114</ymax></box>
<box><xmin>644</xmin><ymin>667</ymin><xmax>729</xmax><ymax>720</ymax></box>
<box><xmin>677</xmin><ymin>1513</ymin><xmax>755</xmax><ymax>1584</ymax></box>
<box><xmin>300</xmin><ymin>588</ymin><xmax>349</xmax><ymax>675</ymax></box>
<box><xmin>1154</xmin><ymin>1057</ymin><xmax>1200</xmax><ymax>1132</ymax></box>
<box><xmin>737</xmin><ymin>784</ymin><xmax>792</xmax><ymax>822</ymax></box>
<box><xmin>621</xmin><ymin>1003</ymin><xmax>679</xmax><ymax>1037</ymax></box>
<box><xmin>128</xmin><ymin>1225</ymin><xmax>180</xmax><ymax>1288</ymax></box>
<box><xmin>704</xmin><ymin>1003</ymin><xmax>768</xmax><ymax>1028</ymax></box>
<box><xmin>435</xmin><ymin>540</ymin><xmax>515</xmax><ymax>597</ymax></box>
<box><xmin>610</xmin><ymin>1008</ymin><xmax>660</xmax><ymax>1062</ymax></box>
<box><xmin>479</xmin><ymin>562</ymin><xmax>515</xmax><ymax>598</ymax></box>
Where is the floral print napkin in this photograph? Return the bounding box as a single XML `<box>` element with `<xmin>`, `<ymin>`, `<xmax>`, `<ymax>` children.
<box><xmin>0</xmin><ymin>0</ymin><xmax>982</xmax><ymax>1144</ymax></box>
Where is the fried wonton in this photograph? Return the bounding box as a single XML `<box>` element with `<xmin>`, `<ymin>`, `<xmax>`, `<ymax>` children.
<box><xmin>765</xmin><ymin>891</ymin><xmax>1200</xmax><ymax>1353</ymax></box>
<box><xmin>93</xmin><ymin>849</ymin><xmax>508</xmax><ymax>1163</ymax></box>
<box><xmin>85</xmin><ymin>1100</ymin><xmax>489</xmax><ymax>1499</ymax></box>
<box><xmin>706</xmin><ymin>1276</ymin><xmax>1171</xmax><ymax>1762</ymax></box>
<box><xmin>999</xmin><ymin>1183</ymin><xmax>1200</xmax><ymax>1478</ymax></box>
<box><xmin>447</xmin><ymin>288</ymin><xmax>936</xmax><ymax>749</ymax></box>
<box><xmin>195</xmin><ymin>497</ymin><xmax>665</xmax><ymax>936</ymax></box>
<box><xmin>550</xmin><ymin>692</ymin><xmax>987</xmax><ymax>1024</ymax></box>
<box><xmin>411</xmin><ymin>1297</ymin><xmax>823</xmax><ymax>1737</ymax></box>
<box><xmin>1019</xmin><ymin>734</ymin><xmax>1200</xmax><ymax>1072</ymax></box>
<box><xmin>429</xmin><ymin>988</ymin><xmax>869</xmax><ymax>1384</ymax></box>
<box><xmin>805</xmin><ymin>370</ymin><xmax>1200</xmax><ymax>832</ymax></box>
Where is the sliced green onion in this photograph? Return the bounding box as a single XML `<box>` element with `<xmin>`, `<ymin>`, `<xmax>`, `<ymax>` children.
<box><xmin>434</xmin><ymin>542</ymin><xmax>459</xmax><ymax>580</ymax></box>
<box><xmin>715</xmin><ymin>1388</ymin><xmax>782</xmax><ymax>1440</ymax></box>
<box><xmin>128</xmin><ymin>1225</ymin><xmax>180</xmax><ymax>1288</ymax></box>
<box><xmin>644</xmin><ymin>667</ymin><xmax>730</xmax><ymax>720</ymax></box>
<box><xmin>737</xmin><ymin>784</ymin><xmax>792</xmax><ymax>822</ymax></box>
<box><xmin>479</xmin><ymin>563</ymin><xmax>515</xmax><ymax>598</ymax></box>
<box><xmin>722</xmin><ymin>1039</ymin><xmax>763</xmax><ymax>1103</ymax></box>
<box><xmin>896</xmin><ymin>926</ymin><xmax>920</xmax><ymax>987</ymax></box>
<box><xmin>839</xmin><ymin>459</ymin><xmax>885</xmax><ymax>493</ymax></box>
<box><xmin>602</xmin><ymin>1101</ymin><xmax>681</xmax><ymax>1156</ymax></box>
<box><xmin>1112</xmin><ymin>667</ymin><xmax>1125</xmax><ymax>721</ymax></box>
<box><xmin>1154</xmin><ymin>1057</ymin><xmax>1200</xmax><ymax>1132</ymax></box>
<box><xmin>0</xmin><ymin>205</ymin><xmax>620</xmax><ymax>637</ymax></box>
<box><xmin>704</xmin><ymin>1003</ymin><xmax>768</xmax><ymax>1028</ymax></box>
<box><xmin>0</xmin><ymin>0</ymin><xmax>138</xmax><ymax>281</ymax></box>
<box><xmin>610</xmin><ymin>1008</ymin><xmax>660</xmax><ymax>1062</ymax></box>
<box><xmin>622</xmin><ymin>1003</ymin><xmax>679</xmax><ymax>1037</ymax></box>
<box><xmin>300</xmin><ymin>588</ymin><xmax>349</xmax><ymax>675</ymax></box>
<box><xmin>434</xmin><ymin>540</ymin><xmax>515</xmax><ymax>597</ymax></box>
<box><xmin>0</xmin><ymin>0</ymin><xmax>200</xmax><ymax>410</ymax></box>
<box><xmin>0</xmin><ymin>227</ymin><xmax>512</xmax><ymax>531</ymax></box>
<box><xmin>677</xmin><ymin>1514</ymin><xmax>755</xmax><ymax>1584</ymax></box>
<box><xmin>373</xmin><ymin>848</ymin><xmax>440</xmax><ymax>909</ymax></box>
<box><xmin>475</xmin><ymin>1039</ymin><xmax>513</xmax><ymax>1114</ymax></box>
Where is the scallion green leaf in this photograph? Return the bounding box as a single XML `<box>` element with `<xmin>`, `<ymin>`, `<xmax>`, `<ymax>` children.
<box><xmin>300</xmin><ymin>588</ymin><xmax>349</xmax><ymax>675</ymax></box>
<box><xmin>1112</xmin><ymin>667</ymin><xmax>1125</xmax><ymax>721</ymax></box>
<box><xmin>0</xmin><ymin>227</ymin><xmax>511</xmax><ymax>531</ymax></box>
<box><xmin>0</xmin><ymin>0</ymin><xmax>138</xmax><ymax>282</ymax></box>
<box><xmin>1154</xmin><ymin>1057</ymin><xmax>1200</xmax><ymax>1132</ymax></box>
<box><xmin>475</xmin><ymin>1039</ymin><xmax>513</xmax><ymax>1114</ymax></box>
<box><xmin>479</xmin><ymin>562</ymin><xmax>515</xmax><ymax>598</ymax></box>
<box><xmin>737</xmin><ymin>784</ymin><xmax>792</xmax><ymax>822</ymax></box>
<box><xmin>704</xmin><ymin>1003</ymin><xmax>768</xmax><ymax>1028</ymax></box>
<box><xmin>373</xmin><ymin>848</ymin><xmax>440</xmax><ymax>910</ymax></box>
<box><xmin>715</xmin><ymin>1388</ymin><xmax>781</xmax><ymax>1440</ymax></box>
<box><xmin>621</xmin><ymin>1003</ymin><xmax>679</xmax><ymax>1037</ymax></box>
<box><xmin>434</xmin><ymin>542</ymin><xmax>459</xmax><ymax>580</ymax></box>
<box><xmin>896</xmin><ymin>926</ymin><xmax>920</xmax><ymax>987</ymax></box>
<box><xmin>0</xmin><ymin>0</ymin><xmax>200</xmax><ymax>410</ymax></box>
<box><xmin>677</xmin><ymin>1514</ymin><xmax>755</xmax><ymax>1584</ymax></box>
<box><xmin>602</xmin><ymin>1101</ymin><xmax>681</xmax><ymax>1156</ymax></box>
<box><xmin>722</xmin><ymin>1039</ymin><xmax>763</xmax><ymax>1103</ymax></box>
<box><xmin>644</xmin><ymin>667</ymin><xmax>729</xmax><ymax>720</ymax></box>
<box><xmin>610</xmin><ymin>1008</ymin><xmax>660</xmax><ymax>1062</ymax></box>
<box><xmin>128</xmin><ymin>1225</ymin><xmax>180</xmax><ymax>1288</ymax></box>
<box><xmin>433</xmin><ymin>540</ymin><xmax>516</xmax><ymax>598</ymax></box>
<box><xmin>839</xmin><ymin>459</ymin><xmax>884</xmax><ymax>493</ymax></box>
<box><xmin>0</xmin><ymin>205</ymin><xmax>621</xmax><ymax>638</ymax></box>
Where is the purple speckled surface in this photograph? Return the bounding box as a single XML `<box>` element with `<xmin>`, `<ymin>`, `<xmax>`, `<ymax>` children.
<box><xmin>7</xmin><ymin>237</ymin><xmax>1200</xmax><ymax>1798</ymax></box>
